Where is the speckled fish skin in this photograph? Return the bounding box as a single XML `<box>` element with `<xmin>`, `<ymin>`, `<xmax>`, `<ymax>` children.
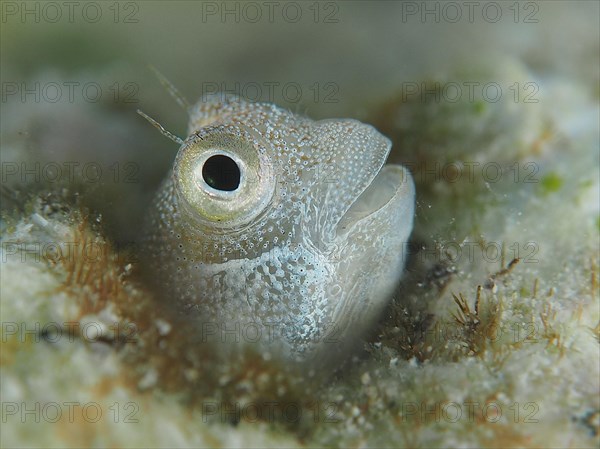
<box><xmin>143</xmin><ymin>94</ymin><xmax>415</xmax><ymax>360</ymax></box>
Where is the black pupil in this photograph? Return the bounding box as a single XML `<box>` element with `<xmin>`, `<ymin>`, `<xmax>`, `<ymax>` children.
<box><xmin>202</xmin><ymin>155</ymin><xmax>241</xmax><ymax>191</ymax></box>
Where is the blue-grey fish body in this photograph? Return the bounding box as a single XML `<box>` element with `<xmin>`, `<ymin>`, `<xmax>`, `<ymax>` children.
<box><xmin>143</xmin><ymin>94</ymin><xmax>415</xmax><ymax>360</ymax></box>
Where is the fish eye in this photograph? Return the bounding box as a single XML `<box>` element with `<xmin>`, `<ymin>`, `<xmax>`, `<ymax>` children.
<box><xmin>202</xmin><ymin>154</ymin><xmax>241</xmax><ymax>192</ymax></box>
<box><xmin>173</xmin><ymin>127</ymin><xmax>274</xmax><ymax>229</ymax></box>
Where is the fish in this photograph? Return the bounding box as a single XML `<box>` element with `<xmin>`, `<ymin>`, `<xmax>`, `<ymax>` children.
<box><xmin>142</xmin><ymin>93</ymin><xmax>415</xmax><ymax>361</ymax></box>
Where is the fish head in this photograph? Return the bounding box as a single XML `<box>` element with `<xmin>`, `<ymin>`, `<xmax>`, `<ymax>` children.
<box><xmin>146</xmin><ymin>94</ymin><xmax>415</xmax><ymax>358</ymax></box>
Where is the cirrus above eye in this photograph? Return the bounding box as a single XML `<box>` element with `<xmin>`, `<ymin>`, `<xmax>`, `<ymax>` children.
<box><xmin>202</xmin><ymin>154</ymin><xmax>241</xmax><ymax>191</ymax></box>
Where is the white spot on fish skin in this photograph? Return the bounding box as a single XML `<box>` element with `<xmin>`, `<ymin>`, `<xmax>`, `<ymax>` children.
<box><xmin>143</xmin><ymin>93</ymin><xmax>415</xmax><ymax>361</ymax></box>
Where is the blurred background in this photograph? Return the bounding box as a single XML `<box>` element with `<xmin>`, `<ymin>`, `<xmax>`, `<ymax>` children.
<box><xmin>2</xmin><ymin>1</ymin><xmax>598</xmax><ymax>120</ymax></box>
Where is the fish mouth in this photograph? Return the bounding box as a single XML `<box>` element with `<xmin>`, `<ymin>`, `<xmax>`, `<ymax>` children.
<box><xmin>336</xmin><ymin>164</ymin><xmax>415</xmax><ymax>234</ymax></box>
